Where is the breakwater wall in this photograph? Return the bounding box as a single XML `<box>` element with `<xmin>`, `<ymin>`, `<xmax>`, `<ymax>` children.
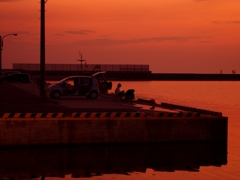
<box><xmin>14</xmin><ymin>69</ymin><xmax>240</xmax><ymax>81</ymax></box>
<box><xmin>151</xmin><ymin>73</ymin><xmax>240</xmax><ymax>81</ymax></box>
<box><xmin>0</xmin><ymin>112</ymin><xmax>227</xmax><ymax>146</ymax></box>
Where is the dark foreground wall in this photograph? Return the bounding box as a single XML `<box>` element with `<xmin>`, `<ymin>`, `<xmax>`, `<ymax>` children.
<box><xmin>0</xmin><ymin>114</ymin><xmax>228</xmax><ymax>146</ymax></box>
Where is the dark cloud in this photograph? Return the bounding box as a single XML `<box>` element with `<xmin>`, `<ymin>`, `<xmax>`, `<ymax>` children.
<box><xmin>213</xmin><ymin>21</ymin><xmax>240</xmax><ymax>24</ymax></box>
<box><xmin>73</xmin><ymin>36</ymin><xmax>212</xmax><ymax>46</ymax></box>
<box><xmin>65</xmin><ymin>30</ymin><xmax>95</xmax><ymax>35</ymax></box>
<box><xmin>0</xmin><ymin>0</ymin><xmax>21</xmax><ymax>2</ymax></box>
<box><xmin>194</xmin><ymin>0</ymin><xmax>208</xmax><ymax>2</ymax></box>
<box><xmin>53</xmin><ymin>30</ymin><xmax>94</xmax><ymax>37</ymax></box>
<box><xmin>11</xmin><ymin>31</ymin><xmax>38</xmax><ymax>36</ymax></box>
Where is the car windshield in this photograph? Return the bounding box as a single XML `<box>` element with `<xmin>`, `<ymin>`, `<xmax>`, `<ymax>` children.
<box><xmin>5</xmin><ymin>71</ymin><xmax>20</xmax><ymax>76</ymax></box>
<box><xmin>58</xmin><ymin>77</ymin><xmax>72</xmax><ymax>83</ymax></box>
<box><xmin>7</xmin><ymin>73</ymin><xmax>17</xmax><ymax>77</ymax></box>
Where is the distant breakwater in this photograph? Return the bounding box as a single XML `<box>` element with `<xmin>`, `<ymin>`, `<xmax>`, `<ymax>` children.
<box><xmin>21</xmin><ymin>70</ymin><xmax>240</xmax><ymax>81</ymax></box>
<box><xmin>150</xmin><ymin>73</ymin><xmax>240</xmax><ymax>81</ymax></box>
<box><xmin>104</xmin><ymin>72</ymin><xmax>240</xmax><ymax>81</ymax></box>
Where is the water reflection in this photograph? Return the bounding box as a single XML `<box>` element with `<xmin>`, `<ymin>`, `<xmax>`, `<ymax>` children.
<box><xmin>0</xmin><ymin>142</ymin><xmax>227</xmax><ymax>179</ymax></box>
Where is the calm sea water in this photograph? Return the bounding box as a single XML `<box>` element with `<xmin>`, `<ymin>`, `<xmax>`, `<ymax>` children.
<box><xmin>102</xmin><ymin>81</ymin><xmax>240</xmax><ymax>180</ymax></box>
<box><xmin>1</xmin><ymin>81</ymin><xmax>239</xmax><ymax>180</ymax></box>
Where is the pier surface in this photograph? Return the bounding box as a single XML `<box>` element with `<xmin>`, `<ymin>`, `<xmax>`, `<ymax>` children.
<box><xmin>0</xmin><ymin>82</ymin><xmax>142</xmax><ymax>114</ymax></box>
<box><xmin>0</xmin><ymin>82</ymin><xmax>228</xmax><ymax>146</ymax></box>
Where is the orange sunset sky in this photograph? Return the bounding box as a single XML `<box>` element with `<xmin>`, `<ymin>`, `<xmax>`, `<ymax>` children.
<box><xmin>1</xmin><ymin>0</ymin><xmax>240</xmax><ymax>73</ymax></box>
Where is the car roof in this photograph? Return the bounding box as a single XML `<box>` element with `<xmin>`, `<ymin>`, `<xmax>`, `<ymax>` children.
<box><xmin>59</xmin><ymin>75</ymin><xmax>93</xmax><ymax>82</ymax></box>
<box><xmin>6</xmin><ymin>73</ymin><xmax>20</xmax><ymax>76</ymax></box>
<box><xmin>5</xmin><ymin>71</ymin><xmax>20</xmax><ymax>73</ymax></box>
<box><xmin>7</xmin><ymin>73</ymin><xmax>29</xmax><ymax>76</ymax></box>
<box><xmin>92</xmin><ymin>71</ymin><xmax>106</xmax><ymax>77</ymax></box>
<box><xmin>64</xmin><ymin>75</ymin><xmax>92</xmax><ymax>78</ymax></box>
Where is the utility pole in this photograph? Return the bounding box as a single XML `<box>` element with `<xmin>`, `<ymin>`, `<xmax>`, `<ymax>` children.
<box><xmin>40</xmin><ymin>0</ymin><xmax>47</xmax><ymax>101</ymax></box>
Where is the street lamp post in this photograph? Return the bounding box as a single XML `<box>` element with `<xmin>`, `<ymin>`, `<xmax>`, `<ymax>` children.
<box><xmin>0</xmin><ymin>34</ymin><xmax>18</xmax><ymax>71</ymax></box>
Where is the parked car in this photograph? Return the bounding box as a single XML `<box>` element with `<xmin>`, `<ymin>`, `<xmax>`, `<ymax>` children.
<box><xmin>0</xmin><ymin>73</ymin><xmax>30</xmax><ymax>83</ymax></box>
<box><xmin>0</xmin><ymin>72</ymin><xmax>5</xmax><ymax>80</ymax></box>
<box><xmin>0</xmin><ymin>71</ymin><xmax>20</xmax><ymax>80</ymax></box>
<box><xmin>48</xmin><ymin>75</ymin><xmax>99</xmax><ymax>99</ymax></box>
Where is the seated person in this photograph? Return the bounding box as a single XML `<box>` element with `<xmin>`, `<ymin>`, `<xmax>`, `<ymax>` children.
<box><xmin>115</xmin><ymin>83</ymin><xmax>125</xmax><ymax>99</ymax></box>
<box><xmin>125</xmin><ymin>89</ymin><xmax>135</xmax><ymax>100</ymax></box>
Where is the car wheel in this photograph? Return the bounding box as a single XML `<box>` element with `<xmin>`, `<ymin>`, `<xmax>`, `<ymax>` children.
<box><xmin>88</xmin><ymin>91</ymin><xmax>98</xmax><ymax>99</ymax></box>
<box><xmin>51</xmin><ymin>90</ymin><xmax>61</xmax><ymax>99</ymax></box>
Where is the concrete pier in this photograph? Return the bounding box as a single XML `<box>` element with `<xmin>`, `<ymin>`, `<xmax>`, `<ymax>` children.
<box><xmin>0</xmin><ymin>82</ymin><xmax>228</xmax><ymax>146</ymax></box>
<box><xmin>0</xmin><ymin>114</ymin><xmax>227</xmax><ymax>146</ymax></box>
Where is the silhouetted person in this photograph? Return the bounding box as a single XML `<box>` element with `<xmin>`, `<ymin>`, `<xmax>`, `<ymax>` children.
<box><xmin>125</xmin><ymin>89</ymin><xmax>135</xmax><ymax>100</ymax></box>
<box><xmin>115</xmin><ymin>83</ymin><xmax>125</xmax><ymax>99</ymax></box>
